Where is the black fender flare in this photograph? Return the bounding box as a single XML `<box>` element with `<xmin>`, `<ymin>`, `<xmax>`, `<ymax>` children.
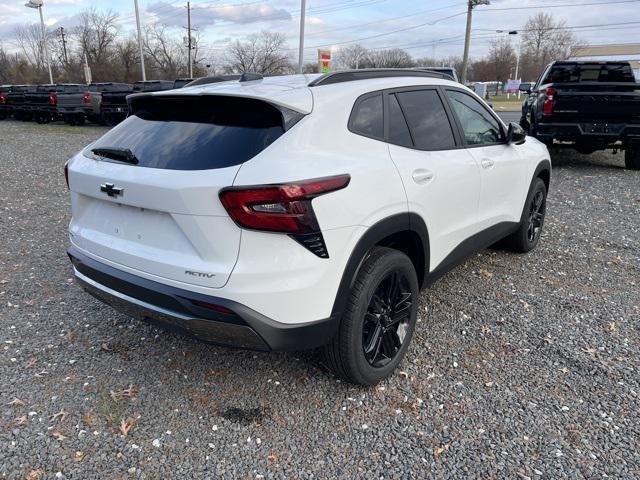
<box><xmin>330</xmin><ymin>212</ymin><xmax>430</xmax><ymax>319</ymax></box>
<box><xmin>533</xmin><ymin>159</ymin><xmax>551</xmax><ymax>191</ymax></box>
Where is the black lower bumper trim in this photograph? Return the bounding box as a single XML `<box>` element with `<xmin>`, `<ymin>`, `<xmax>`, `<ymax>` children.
<box><xmin>68</xmin><ymin>246</ymin><xmax>339</xmax><ymax>351</ymax></box>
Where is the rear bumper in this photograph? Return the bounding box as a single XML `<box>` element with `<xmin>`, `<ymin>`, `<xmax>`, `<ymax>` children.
<box><xmin>68</xmin><ymin>246</ymin><xmax>339</xmax><ymax>351</ymax></box>
<box><xmin>536</xmin><ymin>122</ymin><xmax>640</xmax><ymax>145</ymax></box>
<box><xmin>101</xmin><ymin>106</ymin><xmax>128</xmax><ymax>114</ymax></box>
<box><xmin>58</xmin><ymin>106</ymin><xmax>93</xmax><ymax>114</ymax></box>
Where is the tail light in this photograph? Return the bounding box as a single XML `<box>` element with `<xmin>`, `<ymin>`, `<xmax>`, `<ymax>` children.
<box><xmin>64</xmin><ymin>161</ymin><xmax>69</xmax><ymax>189</ymax></box>
<box><xmin>83</xmin><ymin>91</ymin><xmax>90</xmax><ymax>104</ymax></box>
<box><xmin>49</xmin><ymin>92</ymin><xmax>57</xmax><ymax>106</ymax></box>
<box><xmin>219</xmin><ymin>174</ymin><xmax>350</xmax><ymax>258</ymax></box>
<box><xmin>0</xmin><ymin>93</ymin><xmax>6</xmax><ymax>104</ymax></box>
<box><xmin>542</xmin><ymin>87</ymin><xmax>556</xmax><ymax>115</ymax></box>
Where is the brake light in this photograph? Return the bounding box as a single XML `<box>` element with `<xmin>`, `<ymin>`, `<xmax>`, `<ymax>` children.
<box><xmin>542</xmin><ymin>87</ymin><xmax>556</xmax><ymax>115</ymax></box>
<box><xmin>219</xmin><ymin>174</ymin><xmax>350</xmax><ymax>258</ymax></box>
<box><xmin>83</xmin><ymin>91</ymin><xmax>90</xmax><ymax>104</ymax></box>
<box><xmin>0</xmin><ymin>93</ymin><xmax>6</xmax><ymax>104</ymax></box>
<box><xmin>49</xmin><ymin>92</ymin><xmax>57</xmax><ymax>106</ymax></box>
<box><xmin>64</xmin><ymin>161</ymin><xmax>69</xmax><ymax>189</ymax></box>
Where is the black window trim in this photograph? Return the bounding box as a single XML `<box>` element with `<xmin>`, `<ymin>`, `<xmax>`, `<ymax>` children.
<box><xmin>349</xmin><ymin>86</ymin><xmax>463</xmax><ymax>151</ymax></box>
<box><xmin>441</xmin><ymin>86</ymin><xmax>508</xmax><ymax>149</ymax></box>
<box><xmin>347</xmin><ymin>91</ymin><xmax>385</xmax><ymax>142</ymax></box>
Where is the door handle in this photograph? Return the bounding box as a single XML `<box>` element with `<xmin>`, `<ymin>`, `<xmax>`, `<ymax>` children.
<box><xmin>412</xmin><ymin>169</ymin><xmax>434</xmax><ymax>184</ymax></box>
<box><xmin>481</xmin><ymin>159</ymin><xmax>495</xmax><ymax>169</ymax></box>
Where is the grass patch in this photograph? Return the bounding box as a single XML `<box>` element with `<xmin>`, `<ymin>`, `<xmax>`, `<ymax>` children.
<box><xmin>98</xmin><ymin>395</ymin><xmax>130</xmax><ymax>428</ymax></box>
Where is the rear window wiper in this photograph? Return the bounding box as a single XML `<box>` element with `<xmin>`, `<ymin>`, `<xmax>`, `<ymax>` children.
<box><xmin>91</xmin><ymin>147</ymin><xmax>139</xmax><ymax>165</ymax></box>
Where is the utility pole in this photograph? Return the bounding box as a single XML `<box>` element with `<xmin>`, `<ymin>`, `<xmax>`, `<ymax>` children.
<box><xmin>57</xmin><ymin>27</ymin><xmax>68</xmax><ymax>65</ymax></box>
<box><xmin>187</xmin><ymin>2</ymin><xmax>193</xmax><ymax>78</ymax></box>
<box><xmin>460</xmin><ymin>0</ymin><xmax>489</xmax><ymax>85</ymax></box>
<box><xmin>133</xmin><ymin>0</ymin><xmax>147</xmax><ymax>81</ymax></box>
<box><xmin>297</xmin><ymin>0</ymin><xmax>306</xmax><ymax>74</ymax></box>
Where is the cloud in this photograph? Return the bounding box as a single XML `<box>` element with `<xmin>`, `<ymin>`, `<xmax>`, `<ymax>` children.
<box><xmin>145</xmin><ymin>1</ymin><xmax>292</xmax><ymax>28</ymax></box>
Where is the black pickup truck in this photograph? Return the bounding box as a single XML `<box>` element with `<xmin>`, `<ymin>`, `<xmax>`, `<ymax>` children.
<box><xmin>7</xmin><ymin>85</ymin><xmax>37</xmax><ymax>120</ymax></box>
<box><xmin>0</xmin><ymin>85</ymin><xmax>11</xmax><ymax>119</ymax></box>
<box><xmin>101</xmin><ymin>80</ymin><xmax>173</xmax><ymax>125</ymax></box>
<box><xmin>58</xmin><ymin>82</ymin><xmax>133</xmax><ymax>125</ymax></box>
<box><xmin>519</xmin><ymin>61</ymin><xmax>640</xmax><ymax>169</ymax></box>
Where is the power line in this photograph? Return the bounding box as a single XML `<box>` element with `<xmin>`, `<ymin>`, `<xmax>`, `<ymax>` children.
<box><xmin>480</xmin><ymin>0</ymin><xmax>640</xmax><ymax>11</ymax></box>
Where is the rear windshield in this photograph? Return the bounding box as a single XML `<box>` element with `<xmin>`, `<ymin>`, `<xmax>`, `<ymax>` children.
<box><xmin>543</xmin><ymin>63</ymin><xmax>635</xmax><ymax>83</ymax></box>
<box><xmin>58</xmin><ymin>85</ymin><xmax>81</xmax><ymax>93</ymax></box>
<box><xmin>133</xmin><ymin>82</ymin><xmax>173</xmax><ymax>92</ymax></box>
<box><xmin>85</xmin><ymin>96</ymin><xmax>295</xmax><ymax>170</ymax></box>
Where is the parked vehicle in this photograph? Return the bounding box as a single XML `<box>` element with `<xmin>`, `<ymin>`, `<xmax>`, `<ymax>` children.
<box><xmin>0</xmin><ymin>85</ymin><xmax>11</xmax><ymax>120</ymax></box>
<box><xmin>101</xmin><ymin>81</ymin><xmax>173</xmax><ymax>126</ymax></box>
<box><xmin>7</xmin><ymin>85</ymin><xmax>37</xmax><ymax>121</ymax></box>
<box><xmin>520</xmin><ymin>61</ymin><xmax>640</xmax><ymax>169</ymax></box>
<box><xmin>416</xmin><ymin>66</ymin><xmax>459</xmax><ymax>82</ymax></box>
<box><xmin>100</xmin><ymin>84</ymin><xmax>134</xmax><ymax>126</ymax></box>
<box><xmin>58</xmin><ymin>82</ymin><xmax>133</xmax><ymax>126</ymax></box>
<box><xmin>173</xmin><ymin>78</ymin><xmax>194</xmax><ymax>88</ymax></box>
<box><xmin>65</xmin><ymin>69</ymin><xmax>551</xmax><ymax>385</ymax></box>
<box><xmin>26</xmin><ymin>84</ymin><xmax>83</xmax><ymax>124</ymax></box>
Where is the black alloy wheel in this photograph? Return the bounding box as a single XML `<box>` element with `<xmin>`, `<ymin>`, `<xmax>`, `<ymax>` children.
<box><xmin>527</xmin><ymin>189</ymin><xmax>545</xmax><ymax>244</ymax></box>
<box><xmin>362</xmin><ymin>271</ymin><xmax>413</xmax><ymax>368</ymax></box>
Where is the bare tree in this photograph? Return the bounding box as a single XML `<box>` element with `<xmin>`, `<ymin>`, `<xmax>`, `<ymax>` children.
<box><xmin>224</xmin><ymin>31</ymin><xmax>292</xmax><ymax>75</ymax></box>
<box><xmin>335</xmin><ymin>44</ymin><xmax>368</xmax><ymax>69</ymax></box>
<box><xmin>74</xmin><ymin>8</ymin><xmax>119</xmax><ymax>81</ymax></box>
<box><xmin>363</xmin><ymin>48</ymin><xmax>414</xmax><ymax>68</ymax></box>
<box><xmin>143</xmin><ymin>24</ymin><xmax>184</xmax><ymax>79</ymax></box>
<box><xmin>487</xmin><ymin>38</ymin><xmax>516</xmax><ymax>93</ymax></box>
<box><xmin>12</xmin><ymin>23</ymin><xmax>55</xmax><ymax>81</ymax></box>
<box><xmin>520</xmin><ymin>13</ymin><xmax>578</xmax><ymax>80</ymax></box>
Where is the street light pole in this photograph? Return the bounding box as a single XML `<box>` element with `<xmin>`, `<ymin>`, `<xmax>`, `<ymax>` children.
<box><xmin>133</xmin><ymin>0</ymin><xmax>147</xmax><ymax>81</ymax></box>
<box><xmin>297</xmin><ymin>0</ymin><xmax>306</xmax><ymax>74</ymax></box>
<box><xmin>25</xmin><ymin>1</ymin><xmax>53</xmax><ymax>84</ymax></box>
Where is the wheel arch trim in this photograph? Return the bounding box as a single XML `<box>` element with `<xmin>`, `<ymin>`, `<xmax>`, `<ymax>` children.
<box><xmin>330</xmin><ymin>212</ymin><xmax>430</xmax><ymax>319</ymax></box>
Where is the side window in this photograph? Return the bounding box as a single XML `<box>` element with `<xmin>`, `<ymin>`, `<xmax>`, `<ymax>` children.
<box><xmin>388</xmin><ymin>94</ymin><xmax>412</xmax><ymax>147</ymax></box>
<box><xmin>395</xmin><ymin>89</ymin><xmax>456</xmax><ymax>150</ymax></box>
<box><xmin>446</xmin><ymin>90</ymin><xmax>503</xmax><ymax>146</ymax></box>
<box><xmin>350</xmin><ymin>94</ymin><xmax>383</xmax><ymax>139</ymax></box>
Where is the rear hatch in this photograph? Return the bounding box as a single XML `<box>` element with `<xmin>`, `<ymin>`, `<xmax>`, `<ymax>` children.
<box><xmin>68</xmin><ymin>94</ymin><xmax>299</xmax><ymax>289</ymax></box>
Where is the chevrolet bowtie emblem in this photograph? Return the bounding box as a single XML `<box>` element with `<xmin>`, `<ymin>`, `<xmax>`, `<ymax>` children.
<box><xmin>100</xmin><ymin>182</ymin><xmax>124</xmax><ymax>197</ymax></box>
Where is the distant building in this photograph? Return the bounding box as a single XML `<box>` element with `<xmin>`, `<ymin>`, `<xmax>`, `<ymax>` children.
<box><xmin>569</xmin><ymin>44</ymin><xmax>640</xmax><ymax>80</ymax></box>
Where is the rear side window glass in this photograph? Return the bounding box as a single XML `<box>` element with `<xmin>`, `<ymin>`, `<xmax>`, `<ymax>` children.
<box><xmin>395</xmin><ymin>90</ymin><xmax>455</xmax><ymax>150</ymax></box>
<box><xmin>388</xmin><ymin>94</ymin><xmax>413</xmax><ymax>147</ymax></box>
<box><xmin>350</xmin><ymin>94</ymin><xmax>383</xmax><ymax>139</ymax></box>
<box><xmin>86</xmin><ymin>96</ymin><xmax>291</xmax><ymax>170</ymax></box>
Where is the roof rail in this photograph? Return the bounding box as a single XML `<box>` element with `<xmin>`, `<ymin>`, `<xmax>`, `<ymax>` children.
<box><xmin>308</xmin><ymin>68</ymin><xmax>451</xmax><ymax>87</ymax></box>
<box><xmin>239</xmin><ymin>72</ymin><xmax>264</xmax><ymax>82</ymax></box>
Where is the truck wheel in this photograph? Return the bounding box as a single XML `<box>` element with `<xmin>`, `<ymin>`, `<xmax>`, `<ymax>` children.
<box><xmin>625</xmin><ymin>149</ymin><xmax>640</xmax><ymax>170</ymax></box>
<box><xmin>321</xmin><ymin>247</ymin><xmax>419</xmax><ymax>386</ymax></box>
<box><xmin>75</xmin><ymin>115</ymin><xmax>85</xmax><ymax>126</ymax></box>
<box><xmin>503</xmin><ymin>178</ymin><xmax>547</xmax><ymax>253</ymax></box>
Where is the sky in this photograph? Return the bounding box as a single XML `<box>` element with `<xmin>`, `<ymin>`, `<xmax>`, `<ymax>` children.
<box><xmin>0</xmin><ymin>0</ymin><xmax>638</xmax><ymax>65</ymax></box>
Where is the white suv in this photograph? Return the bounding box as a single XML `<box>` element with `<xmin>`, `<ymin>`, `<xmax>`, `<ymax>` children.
<box><xmin>66</xmin><ymin>69</ymin><xmax>551</xmax><ymax>385</ymax></box>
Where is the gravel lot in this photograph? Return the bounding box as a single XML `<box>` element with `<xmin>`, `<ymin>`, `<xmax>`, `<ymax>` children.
<box><xmin>1</xmin><ymin>118</ymin><xmax>639</xmax><ymax>479</ymax></box>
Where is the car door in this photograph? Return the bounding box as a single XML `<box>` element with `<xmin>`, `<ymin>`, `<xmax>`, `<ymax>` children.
<box><xmin>385</xmin><ymin>88</ymin><xmax>482</xmax><ymax>271</ymax></box>
<box><xmin>443</xmin><ymin>88</ymin><xmax>527</xmax><ymax>230</ymax></box>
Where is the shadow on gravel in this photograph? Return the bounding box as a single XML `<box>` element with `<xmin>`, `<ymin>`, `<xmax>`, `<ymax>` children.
<box><xmin>549</xmin><ymin>148</ymin><xmax>627</xmax><ymax>170</ymax></box>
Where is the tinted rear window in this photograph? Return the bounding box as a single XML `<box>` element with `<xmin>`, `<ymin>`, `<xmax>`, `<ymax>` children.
<box><xmin>86</xmin><ymin>96</ymin><xmax>292</xmax><ymax>170</ymax></box>
<box><xmin>543</xmin><ymin>63</ymin><xmax>635</xmax><ymax>83</ymax></box>
<box><xmin>395</xmin><ymin>90</ymin><xmax>455</xmax><ymax>150</ymax></box>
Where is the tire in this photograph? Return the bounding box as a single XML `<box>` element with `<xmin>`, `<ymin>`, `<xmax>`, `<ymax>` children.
<box><xmin>321</xmin><ymin>247</ymin><xmax>419</xmax><ymax>386</ymax></box>
<box><xmin>503</xmin><ymin>178</ymin><xmax>547</xmax><ymax>253</ymax></box>
<box><xmin>75</xmin><ymin>115</ymin><xmax>85</xmax><ymax>126</ymax></box>
<box><xmin>625</xmin><ymin>148</ymin><xmax>640</xmax><ymax>170</ymax></box>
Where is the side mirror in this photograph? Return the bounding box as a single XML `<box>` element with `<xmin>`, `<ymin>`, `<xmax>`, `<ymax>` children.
<box><xmin>507</xmin><ymin>122</ymin><xmax>526</xmax><ymax>145</ymax></box>
<box><xmin>518</xmin><ymin>82</ymin><xmax>532</xmax><ymax>93</ymax></box>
